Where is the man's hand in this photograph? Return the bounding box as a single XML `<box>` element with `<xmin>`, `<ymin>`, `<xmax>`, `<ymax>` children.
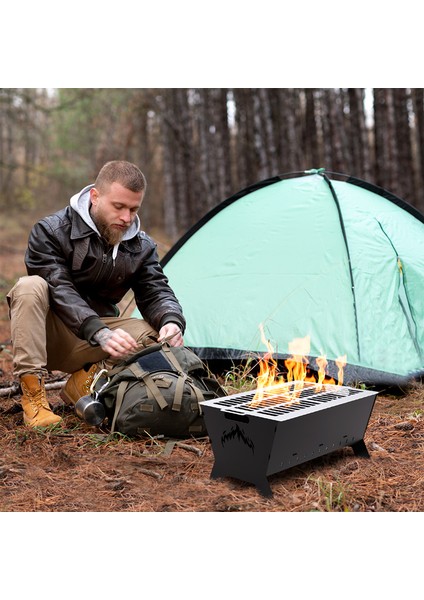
<box><xmin>94</xmin><ymin>327</ymin><xmax>138</xmax><ymax>358</ymax></box>
<box><xmin>158</xmin><ymin>323</ymin><xmax>183</xmax><ymax>347</ymax></box>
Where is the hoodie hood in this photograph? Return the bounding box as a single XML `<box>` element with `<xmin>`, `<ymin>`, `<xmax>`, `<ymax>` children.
<box><xmin>70</xmin><ymin>184</ymin><xmax>141</xmax><ymax>263</ymax></box>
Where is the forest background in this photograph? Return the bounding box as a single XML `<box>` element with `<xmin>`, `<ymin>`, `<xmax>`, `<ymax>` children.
<box><xmin>1</xmin><ymin>88</ymin><xmax>424</xmax><ymax>247</ymax></box>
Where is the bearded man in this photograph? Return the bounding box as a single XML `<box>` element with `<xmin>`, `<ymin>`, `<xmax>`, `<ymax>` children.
<box><xmin>7</xmin><ymin>161</ymin><xmax>185</xmax><ymax>427</ymax></box>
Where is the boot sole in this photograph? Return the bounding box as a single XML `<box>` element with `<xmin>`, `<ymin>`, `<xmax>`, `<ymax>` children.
<box><xmin>24</xmin><ymin>414</ymin><xmax>62</xmax><ymax>427</ymax></box>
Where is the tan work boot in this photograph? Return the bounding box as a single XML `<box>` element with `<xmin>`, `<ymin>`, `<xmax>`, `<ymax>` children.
<box><xmin>60</xmin><ymin>364</ymin><xmax>100</xmax><ymax>406</ymax></box>
<box><xmin>20</xmin><ymin>373</ymin><xmax>62</xmax><ymax>428</ymax></box>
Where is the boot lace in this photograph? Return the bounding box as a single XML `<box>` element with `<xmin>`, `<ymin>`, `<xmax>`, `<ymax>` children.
<box><xmin>25</xmin><ymin>385</ymin><xmax>49</xmax><ymax>413</ymax></box>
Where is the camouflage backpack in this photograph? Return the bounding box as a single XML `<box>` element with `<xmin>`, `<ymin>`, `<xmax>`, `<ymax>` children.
<box><xmin>94</xmin><ymin>342</ymin><xmax>225</xmax><ymax>438</ymax></box>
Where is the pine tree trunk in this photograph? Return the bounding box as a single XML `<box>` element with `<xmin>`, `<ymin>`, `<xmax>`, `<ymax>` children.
<box><xmin>252</xmin><ymin>88</ymin><xmax>269</xmax><ymax>181</ymax></box>
<box><xmin>233</xmin><ymin>88</ymin><xmax>257</xmax><ymax>189</ymax></box>
<box><xmin>158</xmin><ymin>90</ymin><xmax>178</xmax><ymax>240</ymax></box>
<box><xmin>410</xmin><ymin>88</ymin><xmax>424</xmax><ymax>211</ymax></box>
<box><xmin>194</xmin><ymin>89</ymin><xmax>213</xmax><ymax>208</ymax></box>
<box><xmin>319</xmin><ymin>89</ymin><xmax>332</xmax><ymax>170</ymax></box>
<box><xmin>392</xmin><ymin>89</ymin><xmax>414</xmax><ymax>204</ymax></box>
<box><xmin>212</xmin><ymin>88</ymin><xmax>232</xmax><ymax>201</ymax></box>
<box><xmin>304</xmin><ymin>89</ymin><xmax>320</xmax><ymax>168</ymax></box>
<box><xmin>173</xmin><ymin>89</ymin><xmax>193</xmax><ymax>230</ymax></box>
<box><xmin>284</xmin><ymin>89</ymin><xmax>303</xmax><ymax>172</ymax></box>
<box><xmin>348</xmin><ymin>88</ymin><xmax>371</xmax><ymax>180</ymax></box>
<box><xmin>373</xmin><ymin>88</ymin><xmax>398</xmax><ymax>191</ymax></box>
<box><xmin>258</xmin><ymin>88</ymin><xmax>278</xmax><ymax>177</ymax></box>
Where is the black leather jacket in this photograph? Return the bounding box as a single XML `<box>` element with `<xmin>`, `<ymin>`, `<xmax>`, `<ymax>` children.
<box><xmin>25</xmin><ymin>206</ymin><xmax>185</xmax><ymax>343</ymax></box>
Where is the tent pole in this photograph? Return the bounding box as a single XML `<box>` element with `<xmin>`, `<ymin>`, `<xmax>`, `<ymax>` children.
<box><xmin>321</xmin><ymin>172</ymin><xmax>362</xmax><ymax>363</ymax></box>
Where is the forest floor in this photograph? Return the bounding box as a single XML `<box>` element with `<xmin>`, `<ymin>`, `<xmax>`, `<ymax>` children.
<box><xmin>0</xmin><ymin>216</ymin><xmax>423</xmax><ymax>513</ymax></box>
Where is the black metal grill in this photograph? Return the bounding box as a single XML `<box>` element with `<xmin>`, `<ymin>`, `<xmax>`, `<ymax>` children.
<box><xmin>202</xmin><ymin>381</ymin><xmax>377</xmax><ymax>497</ymax></box>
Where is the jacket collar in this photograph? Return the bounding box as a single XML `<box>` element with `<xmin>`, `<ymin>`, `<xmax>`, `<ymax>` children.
<box><xmin>69</xmin><ymin>208</ymin><xmax>96</xmax><ymax>240</ymax></box>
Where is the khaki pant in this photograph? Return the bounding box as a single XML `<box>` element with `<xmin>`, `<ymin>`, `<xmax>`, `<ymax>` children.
<box><xmin>7</xmin><ymin>275</ymin><xmax>158</xmax><ymax>378</ymax></box>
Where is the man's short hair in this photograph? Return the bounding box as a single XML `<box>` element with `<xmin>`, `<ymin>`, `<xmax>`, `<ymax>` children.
<box><xmin>95</xmin><ymin>161</ymin><xmax>147</xmax><ymax>193</ymax></box>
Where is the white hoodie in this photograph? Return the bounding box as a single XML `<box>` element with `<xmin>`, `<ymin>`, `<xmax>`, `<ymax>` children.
<box><xmin>70</xmin><ymin>184</ymin><xmax>141</xmax><ymax>265</ymax></box>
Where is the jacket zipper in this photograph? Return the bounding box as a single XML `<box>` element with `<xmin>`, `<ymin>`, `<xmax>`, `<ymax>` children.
<box><xmin>92</xmin><ymin>245</ymin><xmax>114</xmax><ymax>285</ymax></box>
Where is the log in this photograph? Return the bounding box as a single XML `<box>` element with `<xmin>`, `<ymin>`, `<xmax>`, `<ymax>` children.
<box><xmin>0</xmin><ymin>380</ymin><xmax>66</xmax><ymax>398</ymax></box>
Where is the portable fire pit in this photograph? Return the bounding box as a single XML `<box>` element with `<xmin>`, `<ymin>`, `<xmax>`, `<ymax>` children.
<box><xmin>202</xmin><ymin>381</ymin><xmax>377</xmax><ymax>497</ymax></box>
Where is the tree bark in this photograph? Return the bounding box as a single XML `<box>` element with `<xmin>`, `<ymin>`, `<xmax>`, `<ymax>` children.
<box><xmin>303</xmin><ymin>89</ymin><xmax>321</xmax><ymax>169</ymax></box>
<box><xmin>410</xmin><ymin>88</ymin><xmax>424</xmax><ymax>211</ymax></box>
<box><xmin>392</xmin><ymin>89</ymin><xmax>415</xmax><ymax>205</ymax></box>
<box><xmin>348</xmin><ymin>88</ymin><xmax>371</xmax><ymax>180</ymax></box>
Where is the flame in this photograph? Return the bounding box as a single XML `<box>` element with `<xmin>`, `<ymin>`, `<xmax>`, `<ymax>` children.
<box><xmin>251</xmin><ymin>324</ymin><xmax>347</xmax><ymax>407</ymax></box>
<box><xmin>253</xmin><ymin>325</ymin><xmax>286</xmax><ymax>405</ymax></box>
<box><xmin>285</xmin><ymin>335</ymin><xmax>311</xmax><ymax>398</ymax></box>
<box><xmin>336</xmin><ymin>354</ymin><xmax>347</xmax><ymax>386</ymax></box>
<box><xmin>286</xmin><ymin>335</ymin><xmax>310</xmax><ymax>381</ymax></box>
<box><xmin>315</xmin><ymin>355</ymin><xmax>328</xmax><ymax>391</ymax></box>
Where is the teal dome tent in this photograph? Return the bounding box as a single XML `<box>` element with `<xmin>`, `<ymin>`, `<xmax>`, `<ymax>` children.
<box><xmin>135</xmin><ymin>170</ymin><xmax>424</xmax><ymax>386</ymax></box>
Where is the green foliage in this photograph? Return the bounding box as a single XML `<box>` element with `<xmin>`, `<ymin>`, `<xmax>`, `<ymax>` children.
<box><xmin>15</xmin><ymin>186</ymin><xmax>36</xmax><ymax>210</ymax></box>
<box><xmin>222</xmin><ymin>357</ymin><xmax>257</xmax><ymax>395</ymax></box>
<box><xmin>50</xmin><ymin>89</ymin><xmax>148</xmax><ymax>189</ymax></box>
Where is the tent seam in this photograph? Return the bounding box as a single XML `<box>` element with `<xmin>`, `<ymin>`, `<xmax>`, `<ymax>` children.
<box><xmin>321</xmin><ymin>172</ymin><xmax>362</xmax><ymax>362</ymax></box>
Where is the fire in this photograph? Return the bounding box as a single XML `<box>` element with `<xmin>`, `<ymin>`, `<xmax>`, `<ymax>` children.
<box><xmin>254</xmin><ymin>324</ymin><xmax>286</xmax><ymax>404</ymax></box>
<box><xmin>316</xmin><ymin>355</ymin><xmax>328</xmax><ymax>390</ymax></box>
<box><xmin>252</xmin><ymin>325</ymin><xmax>346</xmax><ymax>406</ymax></box>
<box><xmin>336</xmin><ymin>354</ymin><xmax>347</xmax><ymax>386</ymax></box>
<box><xmin>285</xmin><ymin>335</ymin><xmax>310</xmax><ymax>381</ymax></box>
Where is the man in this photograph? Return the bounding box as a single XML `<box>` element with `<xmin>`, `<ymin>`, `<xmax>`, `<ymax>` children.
<box><xmin>7</xmin><ymin>160</ymin><xmax>185</xmax><ymax>428</ymax></box>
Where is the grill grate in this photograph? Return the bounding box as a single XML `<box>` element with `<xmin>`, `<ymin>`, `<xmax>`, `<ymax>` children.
<box><xmin>211</xmin><ymin>381</ymin><xmax>357</xmax><ymax>417</ymax></box>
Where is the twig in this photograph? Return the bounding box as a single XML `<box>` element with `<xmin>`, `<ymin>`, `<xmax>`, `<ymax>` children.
<box><xmin>175</xmin><ymin>442</ymin><xmax>203</xmax><ymax>456</ymax></box>
<box><xmin>0</xmin><ymin>380</ymin><xmax>66</xmax><ymax>398</ymax></box>
<box><xmin>369</xmin><ymin>441</ymin><xmax>387</xmax><ymax>452</ymax></box>
<box><xmin>138</xmin><ymin>467</ymin><xmax>162</xmax><ymax>480</ymax></box>
<box><xmin>0</xmin><ymin>383</ymin><xmax>19</xmax><ymax>397</ymax></box>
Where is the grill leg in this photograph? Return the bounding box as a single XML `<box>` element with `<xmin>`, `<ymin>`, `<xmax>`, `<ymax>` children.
<box><xmin>256</xmin><ymin>479</ymin><xmax>273</xmax><ymax>498</ymax></box>
<box><xmin>210</xmin><ymin>464</ymin><xmax>223</xmax><ymax>479</ymax></box>
<box><xmin>351</xmin><ymin>439</ymin><xmax>370</xmax><ymax>458</ymax></box>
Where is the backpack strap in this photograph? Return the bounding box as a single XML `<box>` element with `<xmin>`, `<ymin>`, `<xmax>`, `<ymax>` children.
<box><xmin>172</xmin><ymin>372</ymin><xmax>186</xmax><ymax>412</ymax></box>
<box><xmin>188</xmin><ymin>381</ymin><xmax>205</xmax><ymax>408</ymax></box>
<box><xmin>161</xmin><ymin>344</ymin><xmax>185</xmax><ymax>373</ymax></box>
<box><xmin>110</xmin><ymin>380</ymin><xmax>129</xmax><ymax>434</ymax></box>
<box><xmin>107</xmin><ymin>363</ymin><xmax>129</xmax><ymax>378</ymax></box>
<box><xmin>128</xmin><ymin>362</ymin><xmax>169</xmax><ymax>410</ymax></box>
<box><xmin>159</xmin><ymin>345</ymin><xmax>189</xmax><ymax>412</ymax></box>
